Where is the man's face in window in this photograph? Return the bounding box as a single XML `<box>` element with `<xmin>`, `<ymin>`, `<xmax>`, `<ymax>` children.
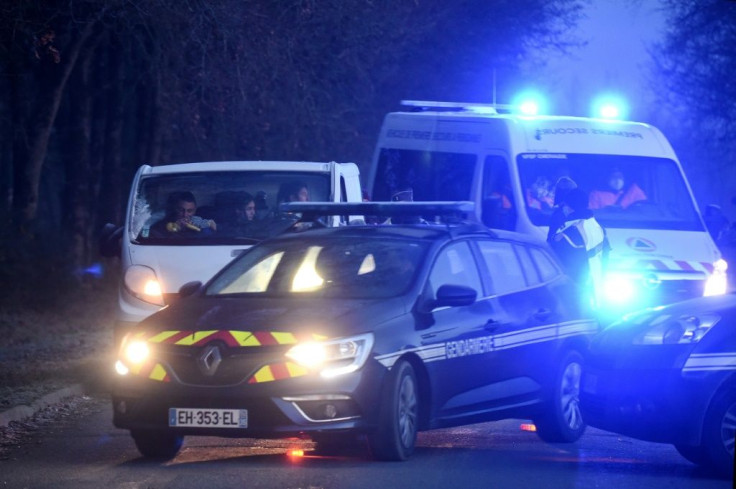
<box><xmin>176</xmin><ymin>201</ymin><xmax>196</xmax><ymax>220</ymax></box>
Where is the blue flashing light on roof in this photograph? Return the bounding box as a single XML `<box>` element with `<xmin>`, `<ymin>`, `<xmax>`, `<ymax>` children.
<box><xmin>591</xmin><ymin>94</ymin><xmax>628</xmax><ymax>120</ymax></box>
<box><xmin>511</xmin><ymin>90</ymin><xmax>547</xmax><ymax>116</ymax></box>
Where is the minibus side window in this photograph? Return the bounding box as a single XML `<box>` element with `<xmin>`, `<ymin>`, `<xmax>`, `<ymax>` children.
<box><xmin>372</xmin><ymin>149</ymin><xmax>475</xmax><ymax>203</ymax></box>
<box><xmin>482</xmin><ymin>156</ymin><xmax>516</xmax><ymax>230</ymax></box>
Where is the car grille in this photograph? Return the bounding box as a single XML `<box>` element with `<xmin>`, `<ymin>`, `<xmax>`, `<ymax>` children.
<box><xmin>154</xmin><ymin>343</ymin><xmax>282</xmax><ymax>387</ymax></box>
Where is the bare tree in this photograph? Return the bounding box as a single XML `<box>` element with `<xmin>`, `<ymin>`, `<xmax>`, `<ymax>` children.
<box><xmin>0</xmin><ymin>0</ymin><xmax>585</xmax><ymax>271</ymax></box>
<box><xmin>649</xmin><ymin>0</ymin><xmax>736</xmax><ymax>215</ymax></box>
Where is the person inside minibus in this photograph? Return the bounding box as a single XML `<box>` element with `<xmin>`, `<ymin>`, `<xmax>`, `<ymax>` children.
<box><xmin>588</xmin><ymin>168</ymin><xmax>647</xmax><ymax>210</ymax></box>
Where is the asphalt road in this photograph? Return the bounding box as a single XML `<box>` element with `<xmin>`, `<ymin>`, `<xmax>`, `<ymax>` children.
<box><xmin>0</xmin><ymin>393</ymin><xmax>732</xmax><ymax>489</ymax></box>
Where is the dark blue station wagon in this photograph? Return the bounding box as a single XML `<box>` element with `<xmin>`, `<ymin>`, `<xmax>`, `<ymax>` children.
<box><xmin>112</xmin><ymin>203</ymin><xmax>599</xmax><ymax>460</ymax></box>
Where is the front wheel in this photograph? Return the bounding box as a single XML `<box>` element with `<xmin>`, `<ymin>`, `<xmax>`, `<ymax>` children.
<box><xmin>368</xmin><ymin>361</ymin><xmax>419</xmax><ymax>461</ymax></box>
<box><xmin>699</xmin><ymin>388</ymin><xmax>736</xmax><ymax>477</ymax></box>
<box><xmin>131</xmin><ymin>430</ymin><xmax>183</xmax><ymax>460</ymax></box>
<box><xmin>534</xmin><ymin>350</ymin><xmax>586</xmax><ymax>443</ymax></box>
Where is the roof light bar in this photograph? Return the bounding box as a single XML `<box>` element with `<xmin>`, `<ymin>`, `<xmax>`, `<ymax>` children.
<box><xmin>279</xmin><ymin>201</ymin><xmax>475</xmax><ymax>220</ymax></box>
<box><xmin>400</xmin><ymin>100</ymin><xmax>514</xmax><ymax>114</ymax></box>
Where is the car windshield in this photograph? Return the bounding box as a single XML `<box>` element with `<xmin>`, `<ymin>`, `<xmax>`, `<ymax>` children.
<box><xmin>205</xmin><ymin>237</ymin><xmax>429</xmax><ymax>298</ymax></box>
<box><xmin>518</xmin><ymin>154</ymin><xmax>703</xmax><ymax>231</ymax></box>
<box><xmin>130</xmin><ymin>171</ymin><xmax>331</xmax><ymax>245</ymax></box>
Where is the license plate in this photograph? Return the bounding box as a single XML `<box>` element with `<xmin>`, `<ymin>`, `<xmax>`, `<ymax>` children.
<box><xmin>168</xmin><ymin>408</ymin><xmax>248</xmax><ymax>428</ymax></box>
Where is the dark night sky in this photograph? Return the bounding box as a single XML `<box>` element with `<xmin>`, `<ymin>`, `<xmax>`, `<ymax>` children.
<box><xmin>533</xmin><ymin>0</ymin><xmax>665</xmax><ymax>120</ymax></box>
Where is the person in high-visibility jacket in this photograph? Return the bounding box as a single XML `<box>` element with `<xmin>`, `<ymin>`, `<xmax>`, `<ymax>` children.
<box><xmin>549</xmin><ymin>188</ymin><xmax>610</xmax><ymax>310</ymax></box>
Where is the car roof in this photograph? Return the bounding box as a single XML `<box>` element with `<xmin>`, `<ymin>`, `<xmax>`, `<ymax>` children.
<box><xmin>268</xmin><ymin>222</ymin><xmax>547</xmax><ymax>247</ymax></box>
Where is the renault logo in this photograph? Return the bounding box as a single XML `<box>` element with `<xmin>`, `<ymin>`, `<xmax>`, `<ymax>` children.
<box><xmin>198</xmin><ymin>345</ymin><xmax>222</xmax><ymax>376</ymax></box>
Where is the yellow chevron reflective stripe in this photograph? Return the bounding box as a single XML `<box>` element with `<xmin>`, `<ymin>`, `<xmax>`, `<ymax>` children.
<box><xmin>272</xmin><ymin>332</ymin><xmax>298</xmax><ymax>345</ymax></box>
<box><xmin>286</xmin><ymin>362</ymin><xmax>308</xmax><ymax>377</ymax></box>
<box><xmin>175</xmin><ymin>330</ymin><xmax>218</xmax><ymax>345</ymax></box>
<box><xmin>230</xmin><ymin>331</ymin><xmax>260</xmax><ymax>346</ymax></box>
<box><xmin>148</xmin><ymin>331</ymin><xmax>180</xmax><ymax>343</ymax></box>
<box><xmin>149</xmin><ymin>363</ymin><xmax>168</xmax><ymax>381</ymax></box>
<box><xmin>252</xmin><ymin>365</ymin><xmax>275</xmax><ymax>383</ymax></box>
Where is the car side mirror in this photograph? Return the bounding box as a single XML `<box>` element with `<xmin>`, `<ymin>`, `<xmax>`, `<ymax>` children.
<box><xmin>433</xmin><ymin>284</ymin><xmax>477</xmax><ymax>309</ymax></box>
<box><xmin>179</xmin><ymin>281</ymin><xmax>202</xmax><ymax>298</ymax></box>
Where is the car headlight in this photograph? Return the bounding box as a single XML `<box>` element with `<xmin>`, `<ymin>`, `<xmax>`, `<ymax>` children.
<box><xmin>124</xmin><ymin>265</ymin><xmax>165</xmax><ymax>306</ymax></box>
<box><xmin>115</xmin><ymin>336</ymin><xmax>151</xmax><ymax>376</ymax></box>
<box><xmin>633</xmin><ymin>313</ymin><xmax>721</xmax><ymax>345</ymax></box>
<box><xmin>704</xmin><ymin>259</ymin><xmax>728</xmax><ymax>297</ymax></box>
<box><xmin>285</xmin><ymin>333</ymin><xmax>374</xmax><ymax>378</ymax></box>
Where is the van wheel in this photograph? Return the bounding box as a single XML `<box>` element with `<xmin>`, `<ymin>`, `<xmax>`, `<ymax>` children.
<box><xmin>131</xmin><ymin>430</ymin><xmax>183</xmax><ymax>460</ymax></box>
<box><xmin>700</xmin><ymin>388</ymin><xmax>736</xmax><ymax>477</ymax></box>
<box><xmin>368</xmin><ymin>361</ymin><xmax>419</xmax><ymax>461</ymax></box>
<box><xmin>534</xmin><ymin>350</ymin><xmax>586</xmax><ymax>443</ymax></box>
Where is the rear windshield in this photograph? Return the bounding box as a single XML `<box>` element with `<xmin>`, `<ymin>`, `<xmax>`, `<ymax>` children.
<box><xmin>130</xmin><ymin>171</ymin><xmax>331</xmax><ymax>245</ymax></box>
<box><xmin>205</xmin><ymin>237</ymin><xmax>429</xmax><ymax>298</ymax></box>
<box><xmin>518</xmin><ymin>154</ymin><xmax>703</xmax><ymax>231</ymax></box>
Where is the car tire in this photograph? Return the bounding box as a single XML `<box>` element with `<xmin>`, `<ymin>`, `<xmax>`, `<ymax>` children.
<box><xmin>534</xmin><ymin>350</ymin><xmax>586</xmax><ymax>443</ymax></box>
<box><xmin>368</xmin><ymin>360</ymin><xmax>419</xmax><ymax>461</ymax></box>
<box><xmin>700</xmin><ymin>387</ymin><xmax>736</xmax><ymax>477</ymax></box>
<box><xmin>131</xmin><ymin>430</ymin><xmax>184</xmax><ymax>460</ymax></box>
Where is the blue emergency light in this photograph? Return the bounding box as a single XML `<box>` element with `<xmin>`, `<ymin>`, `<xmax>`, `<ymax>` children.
<box><xmin>511</xmin><ymin>90</ymin><xmax>547</xmax><ymax>116</ymax></box>
<box><xmin>591</xmin><ymin>94</ymin><xmax>628</xmax><ymax>120</ymax></box>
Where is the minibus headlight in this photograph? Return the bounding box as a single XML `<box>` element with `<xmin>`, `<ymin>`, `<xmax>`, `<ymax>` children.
<box><xmin>704</xmin><ymin>259</ymin><xmax>728</xmax><ymax>297</ymax></box>
<box><xmin>124</xmin><ymin>265</ymin><xmax>165</xmax><ymax>306</ymax></box>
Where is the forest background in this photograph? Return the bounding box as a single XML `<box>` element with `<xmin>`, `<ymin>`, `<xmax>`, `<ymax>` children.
<box><xmin>1</xmin><ymin>0</ymin><xmax>734</xmax><ymax>311</ymax></box>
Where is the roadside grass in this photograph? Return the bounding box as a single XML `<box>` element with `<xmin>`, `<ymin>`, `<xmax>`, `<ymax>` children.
<box><xmin>0</xmin><ymin>253</ymin><xmax>118</xmax><ymax>410</ymax></box>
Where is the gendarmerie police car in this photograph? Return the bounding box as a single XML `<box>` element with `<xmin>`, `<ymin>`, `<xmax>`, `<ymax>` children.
<box><xmin>112</xmin><ymin>202</ymin><xmax>599</xmax><ymax>461</ymax></box>
<box><xmin>581</xmin><ymin>293</ymin><xmax>736</xmax><ymax>477</ymax></box>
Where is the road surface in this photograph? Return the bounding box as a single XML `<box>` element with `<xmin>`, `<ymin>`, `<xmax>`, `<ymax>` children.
<box><xmin>0</xmin><ymin>393</ymin><xmax>732</xmax><ymax>488</ymax></box>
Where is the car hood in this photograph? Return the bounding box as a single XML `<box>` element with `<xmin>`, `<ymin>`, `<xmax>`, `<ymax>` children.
<box><xmin>136</xmin><ymin>295</ymin><xmax>409</xmax><ymax>341</ymax></box>
<box><xmin>591</xmin><ymin>293</ymin><xmax>736</xmax><ymax>351</ymax></box>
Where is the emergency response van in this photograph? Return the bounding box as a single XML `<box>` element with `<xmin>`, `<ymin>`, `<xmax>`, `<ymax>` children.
<box><xmin>367</xmin><ymin>101</ymin><xmax>728</xmax><ymax>316</ymax></box>
<box><xmin>105</xmin><ymin>160</ymin><xmax>362</xmax><ymax>343</ymax></box>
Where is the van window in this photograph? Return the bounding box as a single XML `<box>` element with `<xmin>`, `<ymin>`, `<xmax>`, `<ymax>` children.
<box><xmin>482</xmin><ymin>156</ymin><xmax>516</xmax><ymax>230</ymax></box>
<box><xmin>372</xmin><ymin>149</ymin><xmax>475</xmax><ymax>203</ymax></box>
<box><xmin>131</xmin><ymin>171</ymin><xmax>331</xmax><ymax>245</ymax></box>
<box><xmin>518</xmin><ymin>154</ymin><xmax>703</xmax><ymax>231</ymax></box>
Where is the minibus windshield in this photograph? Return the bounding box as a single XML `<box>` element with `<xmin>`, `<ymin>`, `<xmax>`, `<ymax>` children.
<box><xmin>518</xmin><ymin>154</ymin><xmax>703</xmax><ymax>231</ymax></box>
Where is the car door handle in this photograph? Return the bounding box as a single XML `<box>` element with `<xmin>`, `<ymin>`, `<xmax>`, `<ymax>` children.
<box><xmin>533</xmin><ymin>308</ymin><xmax>552</xmax><ymax>321</ymax></box>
